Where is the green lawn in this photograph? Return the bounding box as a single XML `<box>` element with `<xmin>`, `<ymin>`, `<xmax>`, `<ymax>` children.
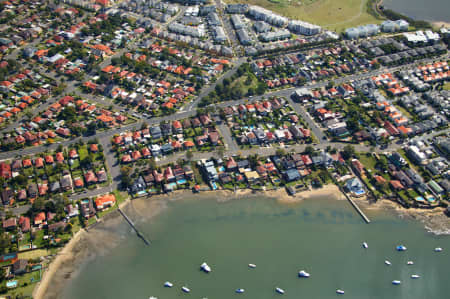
<box><xmin>4</xmin><ymin>271</ymin><xmax>41</xmax><ymax>297</ymax></box>
<box><xmin>31</xmin><ymin>230</ymin><xmax>46</xmax><ymax>248</ymax></box>
<box><xmin>78</xmin><ymin>147</ymin><xmax>89</xmax><ymax>161</ymax></box>
<box><xmin>112</xmin><ymin>190</ymin><xmax>129</xmax><ymax>206</ymax></box>
<box><xmin>444</xmin><ymin>82</ymin><xmax>450</xmax><ymax>91</ymax></box>
<box><xmin>358</xmin><ymin>153</ymin><xmax>377</xmax><ymax>171</ymax></box>
<box><xmin>229</xmin><ymin>74</ymin><xmax>259</xmax><ymax>96</ymax></box>
<box><xmin>226</xmin><ymin>0</ymin><xmax>382</xmax><ymax>32</ymax></box>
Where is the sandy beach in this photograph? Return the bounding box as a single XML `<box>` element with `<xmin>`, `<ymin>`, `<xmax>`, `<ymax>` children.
<box><xmin>32</xmin><ymin>229</ymin><xmax>86</xmax><ymax>299</ymax></box>
<box><xmin>432</xmin><ymin>21</ymin><xmax>450</xmax><ymax>28</ymax></box>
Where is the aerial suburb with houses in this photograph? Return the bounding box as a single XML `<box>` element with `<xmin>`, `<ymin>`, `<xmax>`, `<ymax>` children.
<box><xmin>0</xmin><ymin>0</ymin><xmax>449</xmax><ymax>298</ymax></box>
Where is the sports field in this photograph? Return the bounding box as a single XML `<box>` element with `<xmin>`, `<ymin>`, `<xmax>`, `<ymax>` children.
<box><xmin>226</xmin><ymin>0</ymin><xmax>382</xmax><ymax>32</ymax></box>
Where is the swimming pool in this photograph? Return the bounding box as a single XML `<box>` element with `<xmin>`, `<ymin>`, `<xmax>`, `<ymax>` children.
<box><xmin>416</xmin><ymin>196</ymin><xmax>425</xmax><ymax>202</ymax></box>
<box><xmin>177</xmin><ymin>179</ymin><xmax>187</xmax><ymax>185</ymax></box>
<box><xmin>427</xmin><ymin>197</ymin><xmax>436</xmax><ymax>203</ymax></box>
<box><xmin>6</xmin><ymin>280</ymin><xmax>18</xmax><ymax>288</ymax></box>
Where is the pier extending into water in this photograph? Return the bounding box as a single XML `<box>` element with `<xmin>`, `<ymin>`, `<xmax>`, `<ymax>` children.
<box><xmin>118</xmin><ymin>208</ymin><xmax>151</xmax><ymax>245</ymax></box>
<box><xmin>338</xmin><ymin>186</ymin><xmax>371</xmax><ymax>224</ymax></box>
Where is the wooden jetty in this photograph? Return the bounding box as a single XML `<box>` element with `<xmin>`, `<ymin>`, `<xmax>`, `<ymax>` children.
<box><xmin>118</xmin><ymin>208</ymin><xmax>151</xmax><ymax>245</ymax></box>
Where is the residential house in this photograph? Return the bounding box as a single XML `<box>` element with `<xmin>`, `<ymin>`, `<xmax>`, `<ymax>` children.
<box><xmin>95</xmin><ymin>194</ymin><xmax>116</xmax><ymax>210</ymax></box>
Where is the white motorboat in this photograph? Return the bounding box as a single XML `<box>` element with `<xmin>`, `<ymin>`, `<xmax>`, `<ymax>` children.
<box><xmin>248</xmin><ymin>263</ymin><xmax>256</xmax><ymax>268</ymax></box>
<box><xmin>411</xmin><ymin>274</ymin><xmax>420</xmax><ymax>279</ymax></box>
<box><xmin>164</xmin><ymin>281</ymin><xmax>173</xmax><ymax>288</ymax></box>
<box><xmin>384</xmin><ymin>260</ymin><xmax>391</xmax><ymax>266</ymax></box>
<box><xmin>275</xmin><ymin>287</ymin><xmax>285</xmax><ymax>294</ymax></box>
<box><xmin>396</xmin><ymin>245</ymin><xmax>407</xmax><ymax>251</ymax></box>
<box><xmin>200</xmin><ymin>262</ymin><xmax>211</xmax><ymax>273</ymax></box>
<box><xmin>392</xmin><ymin>280</ymin><xmax>401</xmax><ymax>285</ymax></box>
<box><xmin>362</xmin><ymin>242</ymin><xmax>368</xmax><ymax>249</ymax></box>
<box><xmin>407</xmin><ymin>261</ymin><xmax>414</xmax><ymax>265</ymax></box>
<box><xmin>149</xmin><ymin>297</ymin><xmax>158</xmax><ymax>299</ymax></box>
<box><xmin>182</xmin><ymin>286</ymin><xmax>190</xmax><ymax>293</ymax></box>
<box><xmin>298</xmin><ymin>270</ymin><xmax>310</xmax><ymax>278</ymax></box>
<box><xmin>235</xmin><ymin>288</ymin><xmax>245</xmax><ymax>294</ymax></box>
<box><xmin>336</xmin><ymin>289</ymin><xmax>345</xmax><ymax>295</ymax></box>
<box><xmin>434</xmin><ymin>247</ymin><xmax>443</xmax><ymax>252</ymax></box>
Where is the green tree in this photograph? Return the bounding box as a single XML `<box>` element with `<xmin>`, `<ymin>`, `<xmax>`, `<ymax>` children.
<box><xmin>342</xmin><ymin>145</ymin><xmax>355</xmax><ymax>160</ymax></box>
<box><xmin>32</xmin><ymin>197</ymin><xmax>45</xmax><ymax>212</ymax></box>
<box><xmin>186</xmin><ymin>150</ymin><xmax>193</xmax><ymax>160</ymax></box>
<box><xmin>304</xmin><ymin>145</ymin><xmax>314</xmax><ymax>156</ymax></box>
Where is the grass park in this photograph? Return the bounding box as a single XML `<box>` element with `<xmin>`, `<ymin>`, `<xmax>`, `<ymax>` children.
<box><xmin>226</xmin><ymin>0</ymin><xmax>382</xmax><ymax>32</ymax></box>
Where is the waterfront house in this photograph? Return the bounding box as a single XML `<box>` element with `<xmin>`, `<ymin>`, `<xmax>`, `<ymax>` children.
<box><xmin>284</xmin><ymin>168</ymin><xmax>301</xmax><ymax>182</ymax></box>
<box><xmin>95</xmin><ymin>194</ymin><xmax>116</xmax><ymax>210</ymax></box>
<box><xmin>80</xmin><ymin>199</ymin><xmax>95</xmax><ymax>219</ymax></box>
<box><xmin>345</xmin><ymin>178</ymin><xmax>365</xmax><ymax>197</ymax></box>
<box><xmin>65</xmin><ymin>204</ymin><xmax>79</xmax><ymax>218</ymax></box>
<box><xmin>13</xmin><ymin>259</ymin><xmax>28</xmax><ymax>275</ymax></box>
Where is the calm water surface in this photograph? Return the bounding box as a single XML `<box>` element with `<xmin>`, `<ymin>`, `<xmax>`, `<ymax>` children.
<box><xmin>63</xmin><ymin>196</ymin><xmax>449</xmax><ymax>299</ymax></box>
<box><xmin>383</xmin><ymin>0</ymin><xmax>450</xmax><ymax>23</ymax></box>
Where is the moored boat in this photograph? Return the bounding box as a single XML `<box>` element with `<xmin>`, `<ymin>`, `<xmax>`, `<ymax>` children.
<box><xmin>336</xmin><ymin>289</ymin><xmax>345</xmax><ymax>294</ymax></box>
<box><xmin>407</xmin><ymin>261</ymin><xmax>414</xmax><ymax>265</ymax></box>
<box><xmin>248</xmin><ymin>263</ymin><xmax>256</xmax><ymax>268</ymax></box>
<box><xmin>149</xmin><ymin>297</ymin><xmax>158</xmax><ymax>299</ymax></box>
<box><xmin>434</xmin><ymin>247</ymin><xmax>443</xmax><ymax>252</ymax></box>
<box><xmin>298</xmin><ymin>270</ymin><xmax>310</xmax><ymax>278</ymax></box>
<box><xmin>236</xmin><ymin>288</ymin><xmax>245</xmax><ymax>293</ymax></box>
<box><xmin>384</xmin><ymin>260</ymin><xmax>391</xmax><ymax>265</ymax></box>
<box><xmin>392</xmin><ymin>280</ymin><xmax>401</xmax><ymax>285</ymax></box>
<box><xmin>200</xmin><ymin>262</ymin><xmax>211</xmax><ymax>273</ymax></box>
<box><xmin>275</xmin><ymin>287</ymin><xmax>285</xmax><ymax>294</ymax></box>
<box><xmin>362</xmin><ymin>242</ymin><xmax>368</xmax><ymax>249</ymax></box>
<box><xmin>411</xmin><ymin>274</ymin><xmax>420</xmax><ymax>279</ymax></box>
<box><xmin>164</xmin><ymin>281</ymin><xmax>173</xmax><ymax>288</ymax></box>
<box><xmin>396</xmin><ymin>245</ymin><xmax>407</xmax><ymax>251</ymax></box>
<box><xmin>182</xmin><ymin>286</ymin><xmax>190</xmax><ymax>293</ymax></box>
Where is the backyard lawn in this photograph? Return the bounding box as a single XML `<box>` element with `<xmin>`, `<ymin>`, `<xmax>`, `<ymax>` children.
<box><xmin>226</xmin><ymin>0</ymin><xmax>382</xmax><ymax>32</ymax></box>
<box><xmin>4</xmin><ymin>271</ymin><xmax>41</xmax><ymax>298</ymax></box>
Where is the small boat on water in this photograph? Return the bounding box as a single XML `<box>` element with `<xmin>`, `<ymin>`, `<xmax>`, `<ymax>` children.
<box><xmin>385</xmin><ymin>260</ymin><xmax>392</xmax><ymax>266</ymax></box>
<box><xmin>149</xmin><ymin>297</ymin><xmax>158</xmax><ymax>299</ymax></box>
<box><xmin>182</xmin><ymin>286</ymin><xmax>190</xmax><ymax>293</ymax></box>
<box><xmin>200</xmin><ymin>262</ymin><xmax>211</xmax><ymax>273</ymax></box>
<box><xmin>275</xmin><ymin>287</ymin><xmax>285</xmax><ymax>294</ymax></box>
<box><xmin>336</xmin><ymin>289</ymin><xmax>345</xmax><ymax>295</ymax></box>
<box><xmin>236</xmin><ymin>288</ymin><xmax>245</xmax><ymax>294</ymax></box>
<box><xmin>362</xmin><ymin>242</ymin><xmax>368</xmax><ymax>249</ymax></box>
<box><xmin>164</xmin><ymin>281</ymin><xmax>173</xmax><ymax>288</ymax></box>
<box><xmin>407</xmin><ymin>261</ymin><xmax>414</xmax><ymax>265</ymax></box>
<box><xmin>396</xmin><ymin>245</ymin><xmax>407</xmax><ymax>251</ymax></box>
<box><xmin>392</xmin><ymin>280</ymin><xmax>401</xmax><ymax>285</ymax></box>
<box><xmin>298</xmin><ymin>270</ymin><xmax>310</xmax><ymax>278</ymax></box>
<box><xmin>411</xmin><ymin>274</ymin><xmax>420</xmax><ymax>279</ymax></box>
<box><xmin>248</xmin><ymin>263</ymin><xmax>256</xmax><ymax>268</ymax></box>
<box><xmin>434</xmin><ymin>247</ymin><xmax>443</xmax><ymax>252</ymax></box>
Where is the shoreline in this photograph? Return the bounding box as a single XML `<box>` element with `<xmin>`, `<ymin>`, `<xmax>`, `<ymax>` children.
<box><xmin>353</xmin><ymin>196</ymin><xmax>450</xmax><ymax>234</ymax></box>
<box><xmin>32</xmin><ymin>229</ymin><xmax>86</xmax><ymax>299</ymax></box>
<box><xmin>377</xmin><ymin>0</ymin><xmax>450</xmax><ymax>28</ymax></box>
<box><xmin>32</xmin><ymin>185</ymin><xmax>447</xmax><ymax>298</ymax></box>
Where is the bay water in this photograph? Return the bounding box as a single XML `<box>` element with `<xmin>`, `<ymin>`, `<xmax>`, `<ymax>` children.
<box><xmin>383</xmin><ymin>0</ymin><xmax>450</xmax><ymax>23</ymax></box>
<box><xmin>63</xmin><ymin>196</ymin><xmax>449</xmax><ymax>299</ymax></box>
